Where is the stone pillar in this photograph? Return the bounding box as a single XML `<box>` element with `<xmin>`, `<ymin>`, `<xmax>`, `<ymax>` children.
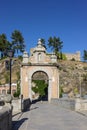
<box><xmin>23</xmin><ymin>51</ymin><xmax>29</xmax><ymax>63</ymax></box>
<box><xmin>29</xmin><ymin>79</ymin><xmax>32</xmax><ymax>101</ymax></box>
<box><xmin>75</xmin><ymin>98</ymin><xmax>81</xmax><ymax>111</ymax></box>
<box><xmin>48</xmin><ymin>79</ymin><xmax>52</xmax><ymax>102</ymax></box>
<box><xmin>50</xmin><ymin>53</ymin><xmax>57</xmax><ymax>63</ymax></box>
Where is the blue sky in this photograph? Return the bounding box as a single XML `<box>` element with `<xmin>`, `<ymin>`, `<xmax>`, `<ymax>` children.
<box><xmin>0</xmin><ymin>0</ymin><xmax>87</xmax><ymax>59</ymax></box>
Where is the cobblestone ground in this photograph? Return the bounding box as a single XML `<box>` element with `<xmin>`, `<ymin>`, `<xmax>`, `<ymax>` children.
<box><xmin>12</xmin><ymin>102</ymin><xmax>87</xmax><ymax>130</ymax></box>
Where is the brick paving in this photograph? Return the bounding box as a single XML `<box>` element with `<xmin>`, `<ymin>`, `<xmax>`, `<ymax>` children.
<box><xmin>12</xmin><ymin>101</ymin><xmax>87</xmax><ymax>130</ymax></box>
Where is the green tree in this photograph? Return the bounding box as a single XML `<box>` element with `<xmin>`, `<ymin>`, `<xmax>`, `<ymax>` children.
<box><xmin>59</xmin><ymin>86</ymin><xmax>63</xmax><ymax>97</ymax></box>
<box><xmin>32</xmin><ymin>80</ymin><xmax>48</xmax><ymax>98</ymax></box>
<box><xmin>11</xmin><ymin>30</ymin><xmax>25</xmax><ymax>55</ymax></box>
<box><xmin>0</xmin><ymin>34</ymin><xmax>11</xmax><ymax>58</ymax></box>
<box><xmin>57</xmin><ymin>52</ymin><xmax>67</xmax><ymax>60</ymax></box>
<box><xmin>83</xmin><ymin>50</ymin><xmax>87</xmax><ymax>62</ymax></box>
<box><xmin>48</xmin><ymin>36</ymin><xmax>63</xmax><ymax>58</ymax></box>
<box><xmin>41</xmin><ymin>38</ymin><xmax>47</xmax><ymax>49</ymax></box>
<box><xmin>13</xmin><ymin>71</ymin><xmax>20</xmax><ymax>97</ymax></box>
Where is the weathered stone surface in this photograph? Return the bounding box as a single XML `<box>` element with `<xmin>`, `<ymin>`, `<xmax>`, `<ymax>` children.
<box><xmin>0</xmin><ymin>94</ymin><xmax>13</xmax><ymax>103</ymax></box>
<box><xmin>12</xmin><ymin>102</ymin><xmax>87</xmax><ymax>130</ymax></box>
<box><xmin>0</xmin><ymin>100</ymin><xmax>5</xmax><ymax>106</ymax></box>
<box><xmin>21</xmin><ymin>39</ymin><xmax>59</xmax><ymax>102</ymax></box>
<box><xmin>59</xmin><ymin>60</ymin><xmax>87</xmax><ymax>97</ymax></box>
<box><xmin>0</xmin><ymin>105</ymin><xmax>12</xmax><ymax>130</ymax></box>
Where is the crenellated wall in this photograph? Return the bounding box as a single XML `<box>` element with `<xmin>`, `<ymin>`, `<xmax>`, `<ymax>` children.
<box><xmin>64</xmin><ymin>51</ymin><xmax>80</xmax><ymax>61</ymax></box>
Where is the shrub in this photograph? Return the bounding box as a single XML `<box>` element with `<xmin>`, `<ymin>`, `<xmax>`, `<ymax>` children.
<box><xmin>56</xmin><ymin>52</ymin><xmax>67</xmax><ymax>60</ymax></box>
<box><xmin>71</xmin><ymin>58</ymin><xmax>75</xmax><ymax>61</ymax></box>
<box><xmin>59</xmin><ymin>86</ymin><xmax>63</xmax><ymax>97</ymax></box>
<box><xmin>62</xmin><ymin>54</ymin><xmax>67</xmax><ymax>60</ymax></box>
<box><xmin>18</xmin><ymin>55</ymin><xmax>23</xmax><ymax>61</ymax></box>
<box><xmin>13</xmin><ymin>92</ymin><xmax>20</xmax><ymax>97</ymax></box>
<box><xmin>73</xmin><ymin>87</ymin><xmax>79</xmax><ymax>95</ymax></box>
<box><xmin>83</xmin><ymin>66</ymin><xmax>87</xmax><ymax>70</ymax></box>
<box><xmin>32</xmin><ymin>80</ymin><xmax>48</xmax><ymax>97</ymax></box>
<box><xmin>13</xmin><ymin>71</ymin><xmax>20</xmax><ymax>97</ymax></box>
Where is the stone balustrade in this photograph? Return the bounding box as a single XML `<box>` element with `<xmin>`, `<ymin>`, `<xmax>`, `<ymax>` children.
<box><xmin>22</xmin><ymin>98</ymin><xmax>31</xmax><ymax>111</ymax></box>
<box><xmin>52</xmin><ymin>98</ymin><xmax>87</xmax><ymax>111</ymax></box>
<box><xmin>0</xmin><ymin>100</ymin><xmax>12</xmax><ymax>130</ymax></box>
<box><xmin>12</xmin><ymin>98</ymin><xmax>31</xmax><ymax>112</ymax></box>
<box><xmin>75</xmin><ymin>98</ymin><xmax>87</xmax><ymax>111</ymax></box>
<box><xmin>51</xmin><ymin>98</ymin><xmax>75</xmax><ymax>110</ymax></box>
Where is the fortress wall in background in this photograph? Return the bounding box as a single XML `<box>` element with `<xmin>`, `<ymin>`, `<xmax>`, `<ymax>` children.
<box><xmin>64</xmin><ymin>51</ymin><xmax>80</xmax><ymax>61</ymax></box>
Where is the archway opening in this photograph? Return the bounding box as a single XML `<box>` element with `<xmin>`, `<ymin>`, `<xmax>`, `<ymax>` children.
<box><xmin>31</xmin><ymin>71</ymin><xmax>49</xmax><ymax>101</ymax></box>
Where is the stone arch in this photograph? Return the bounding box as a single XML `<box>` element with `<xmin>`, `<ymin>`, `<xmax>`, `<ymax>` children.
<box><xmin>32</xmin><ymin>71</ymin><xmax>49</xmax><ymax>81</ymax></box>
<box><xmin>21</xmin><ymin>39</ymin><xmax>59</xmax><ymax>102</ymax></box>
<box><xmin>28</xmin><ymin>68</ymin><xmax>52</xmax><ymax>102</ymax></box>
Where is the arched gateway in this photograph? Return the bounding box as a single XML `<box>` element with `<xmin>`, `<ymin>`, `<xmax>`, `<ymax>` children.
<box><xmin>21</xmin><ymin>39</ymin><xmax>59</xmax><ymax>102</ymax></box>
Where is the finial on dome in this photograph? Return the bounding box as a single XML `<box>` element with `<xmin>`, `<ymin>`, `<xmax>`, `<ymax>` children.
<box><xmin>37</xmin><ymin>38</ymin><xmax>42</xmax><ymax>47</ymax></box>
<box><xmin>38</xmin><ymin>38</ymin><xmax>42</xmax><ymax>44</ymax></box>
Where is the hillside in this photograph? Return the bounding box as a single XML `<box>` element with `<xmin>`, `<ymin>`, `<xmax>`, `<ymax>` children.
<box><xmin>0</xmin><ymin>58</ymin><xmax>87</xmax><ymax>97</ymax></box>
<box><xmin>59</xmin><ymin>60</ymin><xmax>87</xmax><ymax>97</ymax></box>
<box><xmin>0</xmin><ymin>58</ymin><xmax>21</xmax><ymax>84</ymax></box>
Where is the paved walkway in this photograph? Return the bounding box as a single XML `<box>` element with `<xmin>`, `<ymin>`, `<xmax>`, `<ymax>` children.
<box><xmin>12</xmin><ymin>102</ymin><xmax>87</xmax><ymax>130</ymax></box>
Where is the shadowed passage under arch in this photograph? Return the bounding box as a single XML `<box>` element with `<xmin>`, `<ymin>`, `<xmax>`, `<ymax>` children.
<box><xmin>31</xmin><ymin>71</ymin><xmax>49</xmax><ymax>101</ymax></box>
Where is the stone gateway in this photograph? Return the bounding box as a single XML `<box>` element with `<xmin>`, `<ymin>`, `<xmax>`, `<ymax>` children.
<box><xmin>21</xmin><ymin>39</ymin><xmax>59</xmax><ymax>102</ymax></box>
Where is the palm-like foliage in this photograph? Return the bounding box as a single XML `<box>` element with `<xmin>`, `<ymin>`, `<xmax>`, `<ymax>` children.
<box><xmin>41</xmin><ymin>38</ymin><xmax>47</xmax><ymax>49</ymax></box>
<box><xmin>48</xmin><ymin>36</ymin><xmax>63</xmax><ymax>54</ymax></box>
<box><xmin>83</xmin><ymin>50</ymin><xmax>87</xmax><ymax>62</ymax></box>
<box><xmin>0</xmin><ymin>30</ymin><xmax>25</xmax><ymax>58</ymax></box>
<box><xmin>11</xmin><ymin>30</ymin><xmax>25</xmax><ymax>54</ymax></box>
<box><xmin>0</xmin><ymin>34</ymin><xmax>11</xmax><ymax>57</ymax></box>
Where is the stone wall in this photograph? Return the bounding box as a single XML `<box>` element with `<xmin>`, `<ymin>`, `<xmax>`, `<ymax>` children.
<box><xmin>51</xmin><ymin>98</ymin><xmax>75</xmax><ymax>110</ymax></box>
<box><xmin>0</xmin><ymin>101</ymin><xmax>12</xmax><ymax>130</ymax></box>
<box><xmin>21</xmin><ymin>98</ymin><xmax>31</xmax><ymax>112</ymax></box>
<box><xmin>12</xmin><ymin>98</ymin><xmax>31</xmax><ymax>112</ymax></box>
<box><xmin>0</xmin><ymin>84</ymin><xmax>17</xmax><ymax>96</ymax></box>
<box><xmin>75</xmin><ymin>98</ymin><xmax>87</xmax><ymax>111</ymax></box>
<box><xmin>12</xmin><ymin>99</ymin><xmax>21</xmax><ymax>112</ymax></box>
<box><xmin>52</xmin><ymin>98</ymin><xmax>87</xmax><ymax>111</ymax></box>
<box><xmin>64</xmin><ymin>51</ymin><xmax>80</xmax><ymax>61</ymax></box>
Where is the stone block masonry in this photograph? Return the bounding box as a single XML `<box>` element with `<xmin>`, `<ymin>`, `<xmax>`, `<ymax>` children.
<box><xmin>0</xmin><ymin>104</ymin><xmax>12</xmax><ymax>130</ymax></box>
<box><xmin>52</xmin><ymin>98</ymin><xmax>87</xmax><ymax>111</ymax></box>
<box><xmin>64</xmin><ymin>51</ymin><xmax>80</xmax><ymax>61</ymax></box>
<box><xmin>21</xmin><ymin>39</ymin><xmax>59</xmax><ymax>102</ymax></box>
